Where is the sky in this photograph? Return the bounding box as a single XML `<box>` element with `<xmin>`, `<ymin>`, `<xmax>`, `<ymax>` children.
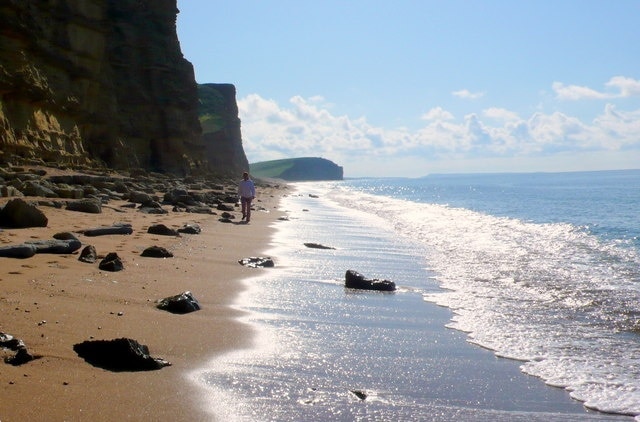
<box><xmin>176</xmin><ymin>0</ymin><xmax>640</xmax><ymax>177</ymax></box>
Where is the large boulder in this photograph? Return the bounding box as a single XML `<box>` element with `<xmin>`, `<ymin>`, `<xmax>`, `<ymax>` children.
<box><xmin>345</xmin><ymin>270</ymin><xmax>396</xmax><ymax>292</ymax></box>
<box><xmin>0</xmin><ymin>198</ymin><xmax>48</xmax><ymax>228</ymax></box>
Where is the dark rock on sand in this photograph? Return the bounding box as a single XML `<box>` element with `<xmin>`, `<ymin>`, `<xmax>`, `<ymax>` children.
<box><xmin>140</xmin><ymin>246</ymin><xmax>173</xmax><ymax>258</ymax></box>
<box><xmin>147</xmin><ymin>224</ymin><xmax>179</xmax><ymax>236</ymax></box>
<box><xmin>0</xmin><ymin>198</ymin><xmax>48</xmax><ymax>228</ymax></box>
<box><xmin>99</xmin><ymin>252</ymin><xmax>123</xmax><ymax>272</ymax></box>
<box><xmin>217</xmin><ymin>203</ymin><xmax>235</xmax><ymax>212</ymax></box>
<box><xmin>53</xmin><ymin>232</ymin><xmax>80</xmax><ymax>241</ymax></box>
<box><xmin>1</xmin><ymin>333</ymin><xmax>38</xmax><ymax>366</ymax></box>
<box><xmin>345</xmin><ymin>270</ymin><xmax>396</xmax><ymax>291</ymax></box>
<box><xmin>81</xmin><ymin>223</ymin><xmax>133</xmax><ymax>237</ymax></box>
<box><xmin>25</xmin><ymin>238</ymin><xmax>82</xmax><ymax>254</ymax></box>
<box><xmin>304</xmin><ymin>242</ymin><xmax>336</xmax><ymax>250</ymax></box>
<box><xmin>66</xmin><ymin>198</ymin><xmax>102</xmax><ymax>214</ymax></box>
<box><xmin>73</xmin><ymin>338</ymin><xmax>171</xmax><ymax>371</ymax></box>
<box><xmin>238</xmin><ymin>257</ymin><xmax>275</xmax><ymax>268</ymax></box>
<box><xmin>177</xmin><ymin>223</ymin><xmax>201</xmax><ymax>234</ymax></box>
<box><xmin>0</xmin><ymin>244</ymin><xmax>37</xmax><ymax>259</ymax></box>
<box><xmin>78</xmin><ymin>245</ymin><xmax>98</xmax><ymax>263</ymax></box>
<box><xmin>156</xmin><ymin>291</ymin><xmax>200</xmax><ymax>314</ymax></box>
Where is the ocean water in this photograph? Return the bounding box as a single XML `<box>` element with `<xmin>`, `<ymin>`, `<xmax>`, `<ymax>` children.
<box><xmin>195</xmin><ymin>170</ymin><xmax>640</xmax><ymax>421</ymax></box>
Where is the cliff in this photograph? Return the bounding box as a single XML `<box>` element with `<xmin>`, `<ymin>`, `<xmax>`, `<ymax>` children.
<box><xmin>198</xmin><ymin>84</ymin><xmax>249</xmax><ymax>176</ymax></box>
<box><xmin>250</xmin><ymin>157</ymin><xmax>344</xmax><ymax>181</ymax></box>
<box><xmin>0</xmin><ymin>0</ymin><xmax>245</xmax><ymax>176</ymax></box>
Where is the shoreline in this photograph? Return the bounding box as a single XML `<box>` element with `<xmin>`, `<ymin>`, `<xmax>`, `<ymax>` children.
<box><xmin>0</xmin><ymin>168</ymin><xmax>285</xmax><ymax>421</ymax></box>
<box><xmin>190</xmin><ymin>182</ymin><xmax>633</xmax><ymax>421</ymax></box>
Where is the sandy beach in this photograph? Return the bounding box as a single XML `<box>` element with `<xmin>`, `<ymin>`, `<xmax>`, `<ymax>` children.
<box><xmin>0</xmin><ymin>168</ymin><xmax>284</xmax><ymax>421</ymax></box>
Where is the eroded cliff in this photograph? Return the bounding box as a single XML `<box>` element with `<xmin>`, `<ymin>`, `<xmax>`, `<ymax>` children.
<box><xmin>0</xmin><ymin>0</ymin><xmax>245</xmax><ymax>176</ymax></box>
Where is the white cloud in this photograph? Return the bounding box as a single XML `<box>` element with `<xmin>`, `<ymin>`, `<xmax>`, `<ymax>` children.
<box><xmin>238</xmin><ymin>93</ymin><xmax>640</xmax><ymax>177</ymax></box>
<box><xmin>553</xmin><ymin>76</ymin><xmax>640</xmax><ymax>100</ymax></box>
<box><xmin>421</xmin><ymin>107</ymin><xmax>454</xmax><ymax>121</ymax></box>
<box><xmin>452</xmin><ymin>89</ymin><xmax>485</xmax><ymax>100</ymax></box>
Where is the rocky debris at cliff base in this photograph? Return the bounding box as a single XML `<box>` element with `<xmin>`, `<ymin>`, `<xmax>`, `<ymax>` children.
<box><xmin>156</xmin><ymin>291</ymin><xmax>200</xmax><ymax>314</ymax></box>
<box><xmin>344</xmin><ymin>270</ymin><xmax>396</xmax><ymax>292</ymax></box>
<box><xmin>66</xmin><ymin>198</ymin><xmax>102</xmax><ymax>214</ymax></box>
<box><xmin>238</xmin><ymin>257</ymin><xmax>275</xmax><ymax>268</ymax></box>
<box><xmin>73</xmin><ymin>338</ymin><xmax>171</xmax><ymax>371</ymax></box>
<box><xmin>0</xmin><ymin>198</ymin><xmax>48</xmax><ymax>228</ymax></box>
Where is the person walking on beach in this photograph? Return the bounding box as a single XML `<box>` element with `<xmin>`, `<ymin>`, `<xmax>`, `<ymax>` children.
<box><xmin>238</xmin><ymin>171</ymin><xmax>256</xmax><ymax>223</ymax></box>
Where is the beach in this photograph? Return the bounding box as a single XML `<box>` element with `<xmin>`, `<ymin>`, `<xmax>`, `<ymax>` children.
<box><xmin>0</xmin><ymin>168</ymin><xmax>284</xmax><ymax>421</ymax></box>
<box><xmin>1</xmin><ymin>171</ymin><xmax>635</xmax><ymax>421</ymax></box>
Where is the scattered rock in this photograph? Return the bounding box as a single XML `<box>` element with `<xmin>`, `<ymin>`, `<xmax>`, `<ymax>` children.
<box><xmin>177</xmin><ymin>223</ymin><xmax>201</xmax><ymax>234</ymax></box>
<box><xmin>99</xmin><ymin>252</ymin><xmax>123</xmax><ymax>272</ymax></box>
<box><xmin>1</xmin><ymin>333</ymin><xmax>39</xmax><ymax>366</ymax></box>
<box><xmin>350</xmin><ymin>390</ymin><xmax>367</xmax><ymax>400</ymax></box>
<box><xmin>140</xmin><ymin>246</ymin><xmax>173</xmax><ymax>258</ymax></box>
<box><xmin>66</xmin><ymin>198</ymin><xmax>102</xmax><ymax>214</ymax></box>
<box><xmin>81</xmin><ymin>223</ymin><xmax>133</xmax><ymax>237</ymax></box>
<box><xmin>147</xmin><ymin>224</ymin><xmax>179</xmax><ymax>236</ymax></box>
<box><xmin>25</xmin><ymin>238</ymin><xmax>82</xmax><ymax>254</ymax></box>
<box><xmin>0</xmin><ymin>198</ymin><xmax>48</xmax><ymax>228</ymax></box>
<box><xmin>78</xmin><ymin>245</ymin><xmax>98</xmax><ymax>263</ymax></box>
<box><xmin>73</xmin><ymin>338</ymin><xmax>171</xmax><ymax>371</ymax></box>
<box><xmin>344</xmin><ymin>270</ymin><xmax>396</xmax><ymax>291</ymax></box>
<box><xmin>156</xmin><ymin>291</ymin><xmax>200</xmax><ymax>314</ymax></box>
<box><xmin>238</xmin><ymin>257</ymin><xmax>275</xmax><ymax>268</ymax></box>
<box><xmin>304</xmin><ymin>242</ymin><xmax>335</xmax><ymax>250</ymax></box>
<box><xmin>0</xmin><ymin>244</ymin><xmax>37</xmax><ymax>259</ymax></box>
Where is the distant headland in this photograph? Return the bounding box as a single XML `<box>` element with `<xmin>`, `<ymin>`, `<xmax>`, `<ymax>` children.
<box><xmin>250</xmin><ymin>157</ymin><xmax>343</xmax><ymax>181</ymax></box>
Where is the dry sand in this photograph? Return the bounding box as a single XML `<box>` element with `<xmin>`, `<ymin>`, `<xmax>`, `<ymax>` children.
<box><xmin>0</xmin><ymin>182</ymin><xmax>285</xmax><ymax>421</ymax></box>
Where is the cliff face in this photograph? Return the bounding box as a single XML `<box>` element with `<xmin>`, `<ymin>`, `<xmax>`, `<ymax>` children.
<box><xmin>198</xmin><ymin>83</ymin><xmax>249</xmax><ymax>177</ymax></box>
<box><xmin>0</xmin><ymin>0</ymin><xmax>238</xmax><ymax>176</ymax></box>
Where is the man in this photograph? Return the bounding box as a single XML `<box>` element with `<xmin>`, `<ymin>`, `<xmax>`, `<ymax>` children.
<box><xmin>238</xmin><ymin>171</ymin><xmax>256</xmax><ymax>223</ymax></box>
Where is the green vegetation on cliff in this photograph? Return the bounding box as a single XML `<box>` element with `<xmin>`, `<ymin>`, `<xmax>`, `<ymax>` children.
<box><xmin>250</xmin><ymin>157</ymin><xmax>343</xmax><ymax>181</ymax></box>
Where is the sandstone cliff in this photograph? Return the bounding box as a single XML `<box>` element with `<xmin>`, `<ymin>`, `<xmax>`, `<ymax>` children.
<box><xmin>0</xmin><ymin>0</ymin><xmax>246</xmax><ymax>176</ymax></box>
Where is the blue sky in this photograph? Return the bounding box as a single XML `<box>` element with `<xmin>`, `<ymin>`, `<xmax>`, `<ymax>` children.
<box><xmin>177</xmin><ymin>0</ymin><xmax>640</xmax><ymax>177</ymax></box>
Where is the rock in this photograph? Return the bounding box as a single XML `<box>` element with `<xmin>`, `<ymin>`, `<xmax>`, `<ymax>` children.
<box><xmin>81</xmin><ymin>223</ymin><xmax>133</xmax><ymax>236</ymax></box>
<box><xmin>128</xmin><ymin>191</ymin><xmax>153</xmax><ymax>204</ymax></box>
<box><xmin>304</xmin><ymin>242</ymin><xmax>335</xmax><ymax>250</ymax></box>
<box><xmin>177</xmin><ymin>223</ymin><xmax>201</xmax><ymax>234</ymax></box>
<box><xmin>53</xmin><ymin>232</ymin><xmax>80</xmax><ymax>241</ymax></box>
<box><xmin>140</xmin><ymin>246</ymin><xmax>173</xmax><ymax>258</ymax></box>
<box><xmin>0</xmin><ymin>198</ymin><xmax>48</xmax><ymax>228</ymax></box>
<box><xmin>147</xmin><ymin>224</ymin><xmax>179</xmax><ymax>236</ymax></box>
<box><xmin>350</xmin><ymin>390</ymin><xmax>367</xmax><ymax>400</ymax></box>
<box><xmin>0</xmin><ymin>244</ymin><xmax>37</xmax><ymax>259</ymax></box>
<box><xmin>344</xmin><ymin>270</ymin><xmax>396</xmax><ymax>292</ymax></box>
<box><xmin>217</xmin><ymin>203</ymin><xmax>235</xmax><ymax>212</ymax></box>
<box><xmin>78</xmin><ymin>245</ymin><xmax>98</xmax><ymax>263</ymax></box>
<box><xmin>0</xmin><ymin>186</ymin><xmax>25</xmax><ymax>197</ymax></box>
<box><xmin>156</xmin><ymin>291</ymin><xmax>200</xmax><ymax>314</ymax></box>
<box><xmin>73</xmin><ymin>338</ymin><xmax>171</xmax><ymax>371</ymax></box>
<box><xmin>22</xmin><ymin>180</ymin><xmax>58</xmax><ymax>197</ymax></box>
<box><xmin>1</xmin><ymin>333</ymin><xmax>38</xmax><ymax>366</ymax></box>
<box><xmin>186</xmin><ymin>205</ymin><xmax>213</xmax><ymax>214</ymax></box>
<box><xmin>238</xmin><ymin>257</ymin><xmax>275</xmax><ymax>268</ymax></box>
<box><xmin>25</xmin><ymin>238</ymin><xmax>82</xmax><ymax>254</ymax></box>
<box><xmin>99</xmin><ymin>252</ymin><xmax>123</xmax><ymax>272</ymax></box>
<box><xmin>66</xmin><ymin>199</ymin><xmax>102</xmax><ymax>214</ymax></box>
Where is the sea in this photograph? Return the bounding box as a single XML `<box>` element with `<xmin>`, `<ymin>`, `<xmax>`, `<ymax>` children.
<box><xmin>194</xmin><ymin>169</ymin><xmax>640</xmax><ymax>421</ymax></box>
